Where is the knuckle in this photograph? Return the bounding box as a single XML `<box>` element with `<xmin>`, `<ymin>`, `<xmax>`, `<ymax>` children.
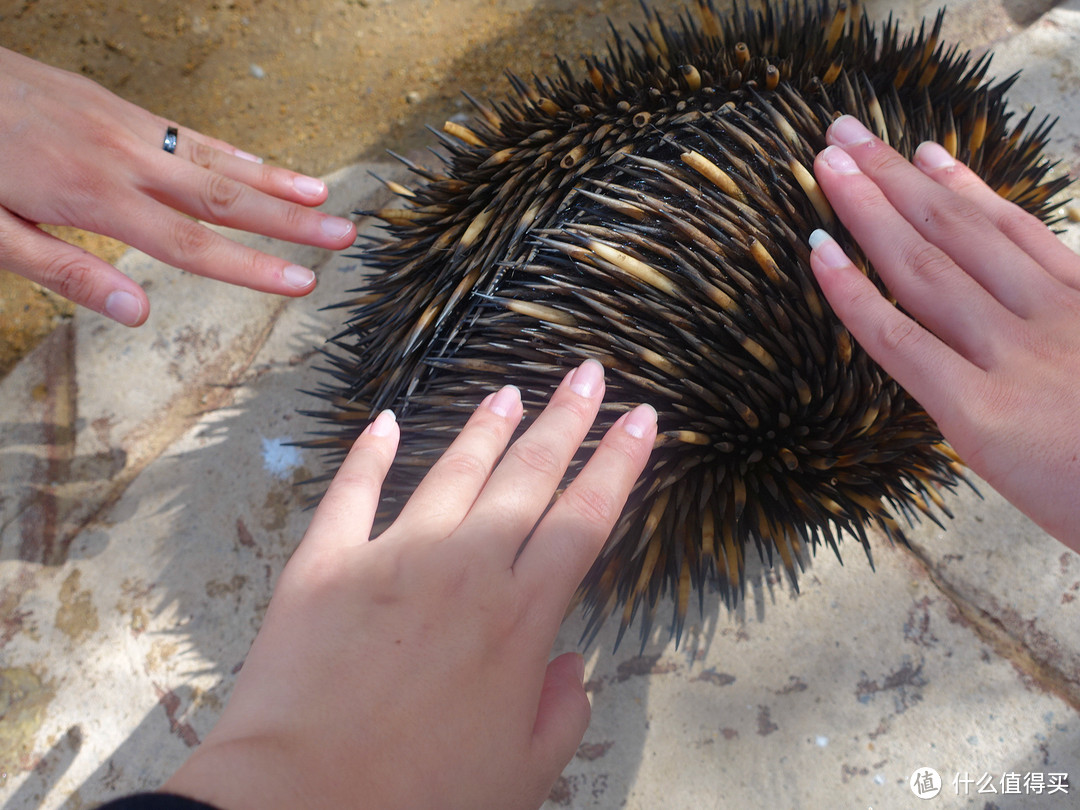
<box><xmin>605</xmin><ymin>426</ymin><xmax>648</xmax><ymax>461</ymax></box>
<box><xmin>188</xmin><ymin>140</ymin><xmax>218</xmax><ymax>170</ymax></box>
<box><xmin>257</xmin><ymin>163</ymin><xmax>279</xmax><ymax>188</ymax></box>
<box><xmin>841</xmin><ymin>182</ymin><xmax>888</xmax><ymax>218</ymax></box>
<box><xmin>278</xmin><ymin>200</ymin><xmax>312</xmax><ymax>234</ymax></box>
<box><xmin>559</xmin><ymin>484</ymin><xmax>618</xmax><ymax>530</ymax></box>
<box><xmin>878</xmin><ymin>315</ymin><xmax>920</xmax><ymax>354</ymax></box>
<box><xmin>918</xmin><ymin>196</ymin><xmax>984</xmax><ymax>236</ymax></box>
<box><xmin>42</xmin><ymin>254</ymin><xmax>96</xmax><ymax>304</ymax></box>
<box><xmin>995</xmin><ymin>204</ymin><xmax>1045</xmax><ymax>244</ymax></box>
<box><xmin>839</xmin><ymin>275</ymin><xmax>883</xmax><ymax>314</ymax></box>
<box><xmin>170</xmin><ymin>217</ymin><xmax>217</xmax><ymax>259</ymax></box>
<box><xmin>434</xmin><ymin>448</ymin><xmax>492</xmax><ymax>482</ymax></box>
<box><xmin>896</xmin><ymin>240</ymin><xmax>953</xmax><ymax>286</ymax></box>
<box><xmin>233</xmin><ymin>246</ymin><xmax>267</xmax><ymax>287</ymax></box>
<box><xmin>553</xmin><ymin>389</ymin><xmax>599</xmax><ymax>423</ymax></box>
<box><xmin>201</xmin><ymin>174</ymin><xmax>244</xmax><ymax>219</ymax></box>
<box><xmin>507</xmin><ymin>438</ymin><xmax>564</xmax><ymax>479</ymax></box>
<box><xmin>860</xmin><ymin>143</ymin><xmax>909</xmax><ymax>177</ymax></box>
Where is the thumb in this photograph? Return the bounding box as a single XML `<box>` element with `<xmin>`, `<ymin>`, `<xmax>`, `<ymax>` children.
<box><xmin>530</xmin><ymin>652</ymin><xmax>591</xmax><ymax>781</ymax></box>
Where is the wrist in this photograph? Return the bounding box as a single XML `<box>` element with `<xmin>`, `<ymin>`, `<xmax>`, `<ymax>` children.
<box><xmin>162</xmin><ymin>734</ymin><xmax>305</xmax><ymax>810</ymax></box>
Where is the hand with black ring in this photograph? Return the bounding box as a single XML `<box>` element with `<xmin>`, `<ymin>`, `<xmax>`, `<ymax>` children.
<box><xmin>0</xmin><ymin>46</ymin><xmax>357</xmax><ymax>326</ymax></box>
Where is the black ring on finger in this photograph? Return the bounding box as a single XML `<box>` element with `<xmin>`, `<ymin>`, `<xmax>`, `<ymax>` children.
<box><xmin>163</xmin><ymin>126</ymin><xmax>179</xmax><ymax>154</ymax></box>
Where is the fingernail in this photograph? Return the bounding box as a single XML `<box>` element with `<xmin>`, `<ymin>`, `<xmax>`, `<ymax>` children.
<box><xmin>487</xmin><ymin>384</ymin><xmax>520</xmax><ymax>417</ymax></box>
<box><xmin>369</xmin><ymin>409</ymin><xmax>396</xmax><ymax>437</ymax></box>
<box><xmin>283</xmin><ymin>264</ymin><xmax>315</xmax><ymax>288</ymax></box>
<box><xmin>568</xmin><ymin>358</ymin><xmax>604</xmax><ymax>398</ymax></box>
<box><xmin>622</xmin><ymin>403</ymin><xmax>657</xmax><ymax>439</ymax></box>
<box><xmin>234</xmin><ymin>148</ymin><xmax>263</xmax><ymax>164</ymax></box>
<box><xmin>914</xmin><ymin>141</ymin><xmax>956</xmax><ymax>172</ymax></box>
<box><xmin>808</xmin><ymin>229</ymin><xmax>852</xmax><ymax>271</ymax></box>
<box><xmin>829</xmin><ymin>115</ymin><xmax>874</xmax><ymax>147</ymax></box>
<box><xmin>104</xmin><ymin>289</ymin><xmax>143</xmax><ymax>326</ymax></box>
<box><xmin>293</xmin><ymin>175</ymin><xmax>326</xmax><ymax>198</ymax></box>
<box><xmin>320</xmin><ymin>216</ymin><xmax>355</xmax><ymax>242</ymax></box>
<box><xmin>821</xmin><ymin>145</ymin><xmax>860</xmax><ymax>175</ymax></box>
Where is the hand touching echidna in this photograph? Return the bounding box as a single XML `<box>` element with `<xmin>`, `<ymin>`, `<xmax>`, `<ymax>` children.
<box><xmin>143</xmin><ymin>134</ymin><xmax>1080</xmax><ymax>809</ymax></box>
<box><xmin>811</xmin><ymin>115</ymin><xmax>1080</xmax><ymax>549</ymax></box>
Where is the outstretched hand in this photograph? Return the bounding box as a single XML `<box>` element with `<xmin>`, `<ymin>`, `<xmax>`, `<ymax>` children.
<box><xmin>162</xmin><ymin>359</ymin><xmax>657</xmax><ymax>810</ymax></box>
<box><xmin>0</xmin><ymin>46</ymin><xmax>357</xmax><ymax>326</ymax></box>
<box><xmin>811</xmin><ymin>115</ymin><xmax>1080</xmax><ymax>548</ymax></box>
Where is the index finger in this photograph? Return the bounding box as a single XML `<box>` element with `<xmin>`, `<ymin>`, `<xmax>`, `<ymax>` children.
<box><xmin>808</xmin><ymin>228</ymin><xmax>982</xmax><ymax>426</ymax></box>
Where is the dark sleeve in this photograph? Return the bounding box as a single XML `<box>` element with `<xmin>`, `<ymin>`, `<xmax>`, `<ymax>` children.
<box><xmin>96</xmin><ymin>794</ymin><xmax>222</xmax><ymax>810</ymax></box>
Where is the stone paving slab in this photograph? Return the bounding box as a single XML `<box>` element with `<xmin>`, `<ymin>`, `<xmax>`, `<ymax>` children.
<box><xmin>3</xmin><ymin>2</ymin><xmax>1080</xmax><ymax>809</ymax></box>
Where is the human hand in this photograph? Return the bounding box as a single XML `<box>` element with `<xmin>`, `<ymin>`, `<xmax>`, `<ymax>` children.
<box><xmin>161</xmin><ymin>359</ymin><xmax>657</xmax><ymax>810</ymax></box>
<box><xmin>810</xmin><ymin>115</ymin><xmax>1080</xmax><ymax>549</ymax></box>
<box><xmin>0</xmin><ymin>46</ymin><xmax>357</xmax><ymax>326</ymax></box>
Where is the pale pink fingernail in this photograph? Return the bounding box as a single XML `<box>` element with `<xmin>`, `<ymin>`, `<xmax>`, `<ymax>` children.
<box><xmin>293</xmin><ymin>175</ymin><xmax>326</xmax><ymax>198</ymax></box>
<box><xmin>104</xmin><ymin>290</ymin><xmax>143</xmax><ymax>326</ymax></box>
<box><xmin>808</xmin><ymin>229</ymin><xmax>852</xmax><ymax>271</ymax></box>
<box><xmin>821</xmin><ymin>145</ymin><xmax>861</xmax><ymax>175</ymax></box>
<box><xmin>914</xmin><ymin>141</ymin><xmax>956</xmax><ymax>172</ymax></box>
<box><xmin>320</xmin><ymin>216</ymin><xmax>355</xmax><ymax>242</ymax></box>
<box><xmin>283</xmin><ymin>264</ymin><xmax>315</xmax><ymax>288</ymax></box>
<box><xmin>487</xmin><ymin>384</ymin><xmax>520</xmax><ymax>417</ymax></box>
<box><xmin>568</xmin><ymin>358</ymin><xmax>604</xmax><ymax>398</ymax></box>
<box><xmin>369</xmin><ymin>409</ymin><xmax>396</xmax><ymax>437</ymax></box>
<box><xmin>622</xmin><ymin>403</ymin><xmax>657</xmax><ymax>439</ymax></box>
<box><xmin>829</xmin><ymin>115</ymin><xmax>874</xmax><ymax>147</ymax></box>
<box><xmin>234</xmin><ymin>148</ymin><xmax>263</xmax><ymax>164</ymax></box>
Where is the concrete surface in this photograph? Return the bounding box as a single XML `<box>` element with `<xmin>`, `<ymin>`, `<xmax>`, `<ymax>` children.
<box><xmin>3</xmin><ymin>2</ymin><xmax>1080</xmax><ymax>809</ymax></box>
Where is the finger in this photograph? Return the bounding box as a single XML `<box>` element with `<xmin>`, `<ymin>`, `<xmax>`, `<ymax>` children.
<box><xmin>529</xmin><ymin>653</ymin><xmax>590</xmax><ymax>794</ymax></box>
<box><xmin>809</xmin><ymin>228</ymin><xmax>982</xmax><ymax>422</ymax></box>
<box><xmin>145</xmin><ymin>152</ymin><xmax>356</xmax><ymax>250</ymax></box>
<box><xmin>457</xmin><ymin>359</ymin><xmax>606</xmax><ymax>565</ymax></box>
<box><xmin>912</xmin><ymin>140</ymin><xmax>1080</xmax><ymax>291</ymax></box>
<box><xmin>301</xmin><ymin>410</ymin><xmax>399</xmax><ymax>554</ymax></box>
<box><xmin>390</xmin><ymin>385</ymin><xmax>524</xmax><ymax>539</ymax></box>
<box><xmin>170</xmin><ymin>133</ymin><xmax>340</xmax><ymax>209</ymax></box>
<box><xmin>515</xmin><ymin>403</ymin><xmax>656</xmax><ymax>608</ymax></box>
<box><xmin>814</xmin><ymin>144</ymin><xmax>1014</xmax><ymax>367</ymax></box>
<box><xmin>825</xmin><ymin>115</ymin><xmax>1056</xmax><ymax>317</ymax></box>
<box><xmin>173</xmin><ymin>125</ymin><xmax>264</xmax><ymax>166</ymax></box>
<box><xmin>104</xmin><ymin>195</ymin><xmax>320</xmax><ymax>297</ymax></box>
<box><xmin>121</xmin><ymin>101</ymin><xmax>265</xmax><ymax>165</ymax></box>
<box><xmin>0</xmin><ymin>206</ymin><xmax>148</xmax><ymax>326</ymax></box>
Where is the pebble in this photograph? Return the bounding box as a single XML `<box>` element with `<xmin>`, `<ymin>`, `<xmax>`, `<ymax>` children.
<box><xmin>250</xmin><ymin>63</ymin><xmax>266</xmax><ymax>79</ymax></box>
<box><xmin>405</xmin><ymin>90</ymin><xmax>422</xmax><ymax>104</ymax></box>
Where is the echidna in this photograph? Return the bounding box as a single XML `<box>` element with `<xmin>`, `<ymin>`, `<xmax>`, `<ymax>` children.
<box><xmin>305</xmin><ymin>0</ymin><xmax>1069</xmax><ymax>648</ymax></box>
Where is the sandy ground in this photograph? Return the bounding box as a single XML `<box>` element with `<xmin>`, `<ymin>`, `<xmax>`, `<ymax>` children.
<box><xmin>0</xmin><ymin>0</ymin><xmax>672</xmax><ymax>377</ymax></box>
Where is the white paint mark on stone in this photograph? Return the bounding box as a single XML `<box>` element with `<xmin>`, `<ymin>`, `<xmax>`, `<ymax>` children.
<box><xmin>261</xmin><ymin>437</ymin><xmax>302</xmax><ymax>478</ymax></box>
